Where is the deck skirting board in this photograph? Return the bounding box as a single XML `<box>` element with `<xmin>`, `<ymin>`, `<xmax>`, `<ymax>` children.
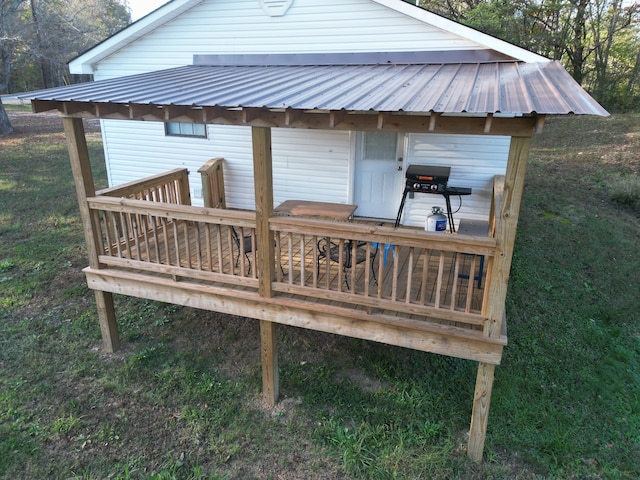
<box><xmin>84</xmin><ymin>267</ymin><xmax>505</xmax><ymax>365</ymax></box>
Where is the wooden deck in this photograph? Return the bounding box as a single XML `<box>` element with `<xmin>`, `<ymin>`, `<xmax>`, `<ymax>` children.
<box><xmin>83</xmin><ymin>200</ymin><xmax>506</xmax><ymax>372</ymax></box>
<box><xmin>61</xmin><ymin>117</ymin><xmax>522</xmax><ymax>462</ymax></box>
<box><xmin>85</xmin><ymin>168</ymin><xmax>503</xmax><ymax>363</ymax></box>
<box><xmin>98</xmin><ymin>216</ymin><xmax>487</xmax><ymax>325</ymax></box>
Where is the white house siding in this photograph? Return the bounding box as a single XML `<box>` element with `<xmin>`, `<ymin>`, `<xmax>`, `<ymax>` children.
<box><xmin>101</xmin><ymin>120</ymin><xmax>351</xmax><ymax>209</ymax></box>
<box><xmin>272</xmin><ymin>129</ymin><xmax>351</xmax><ymax>206</ymax></box>
<box><xmin>400</xmin><ymin>133</ymin><xmax>510</xmax><ymax>228</ymax></box>
<box><xmin>92</xmin><ymin>0</ymin><xmax>482</xmax><ymax>80</ymax></box>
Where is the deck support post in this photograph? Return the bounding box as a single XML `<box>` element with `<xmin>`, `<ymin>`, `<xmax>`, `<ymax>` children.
<box><xmin>468</xmin><ymin>362</ymin><xmax>496</xmax><ymax>462</ymax></box>
<box><xmin>252</xmin><ymin>126</ymin><xmax>279</xmax><ymax>404</ymax></box>
<box><xmin>260</xmin><ymin>320</ymin><xmax>279</xmax><ymax>405</ymax></box>
<box><xmin>62</xmin><ymin>116</ymin><xmax>119</xmax><ymax>352</ymax></box>
<box><xmin>467</xmin><ymin>135</ymin><xmax>532</xmax><ymax>460</ymax></box>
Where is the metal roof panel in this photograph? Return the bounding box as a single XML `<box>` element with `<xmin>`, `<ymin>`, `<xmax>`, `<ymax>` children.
<box><xmin>21</xmin><ymin>61</ymin><xmax>608</xmax><ymax>116</ymax></box>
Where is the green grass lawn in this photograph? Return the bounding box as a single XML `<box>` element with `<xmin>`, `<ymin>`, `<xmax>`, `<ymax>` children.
<box><xmin>0</xmin><ymin>112</ymin><xmax>638</xmax><ymax>479</ymax></box>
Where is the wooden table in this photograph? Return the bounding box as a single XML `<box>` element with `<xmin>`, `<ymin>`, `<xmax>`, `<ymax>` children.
<box><xmin>274</xmin><ymin>200</ymin><xmax>357</xmax><ymax>221</ymax></box>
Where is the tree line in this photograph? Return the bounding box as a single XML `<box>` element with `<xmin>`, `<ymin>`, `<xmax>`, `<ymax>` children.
<box><xmin>1</xmin><ymin>0</ymin><xmax>130</xmax><ymax>134</ymax></box>
<box><xmin>2</xmin><ymin>0</ymin><xmax>640</xmax><ymax>135</ymax></box>
<box><xmin>420</xmin><ymin>0</ymin><xmax>640</xmax><ymax>111</ymax></box>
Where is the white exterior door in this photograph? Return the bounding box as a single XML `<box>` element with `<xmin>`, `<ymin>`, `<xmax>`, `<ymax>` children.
<box><xmin>353</xmin><ymin>132</ymin><xmax>405</xmax><ymax>219</ymax></box>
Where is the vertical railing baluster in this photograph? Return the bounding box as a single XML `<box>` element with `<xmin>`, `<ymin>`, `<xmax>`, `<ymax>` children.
<box><xmin>215</xmin><ymin>224</ymin><xmax>223</xmax><ymax>273</ymax></box>
<box><xmin>298</xmin><ymin>235</ymin><xmax>304</xmax><ymax>286</ymax></box>
<box><xmin>104</xmin><ymin>211</ymin><xmax>117</xmax><ymax>256</ymax></box>
<box><xmin>312</xmin><ymin>235</ymin><xmax>319</xmax><ymax>288</ymax></box>
<box><xmin>205</xmin><ymin>223</ymin><xmax>213</xmax><ymax>272</ymax></box>
<box><xmin>287</xmin><ymin>232</ymin><xmax>294</xmax><ymax>282</ymax></box>
<box><xmin>419</xmin><ymin>249</ymin><xmax>429</xmax><ymax>305</ymax></box>
<box><xmin>465</xmin><ymin>255</ymin><xmax>478</xmax><ymax>312</ymax></box>
<box><xmin>450</xmin><ymin>252</ymin><xmax>461</xmax><ymax>310</ymax></box>
<box><xmin>405</xmin><ymin>247</ymin><xmax>414</xmax><ymax>303</ymax></box>
<box><xmin>250</xmin><ymin>228</ymin><xmax>257</xmax><ymax>279</ymax></box>
<box><xmin>435</xmin><ymin>250</ymin><xmax>445</xmax><ymax>308</ymax></box>
<box><xmin>364</xmin><ymin>243</ymin><xmax>372</xmax><ymax>298</ymax></box>
<box><xmin>172</xmin><ymin>220</ymin><xmax>181</xmax><ymax>267</ymax></box>
<box><xmin>349</xmin><ymin>240</ymin><xmax>357</xmax><ymax>294</ymax></box>
<box><xmin>391</xmin><ymin>245</ymin><xmax>399</xmax><ymax>301</ymax></box>
<box><xmin>150</xmin><ymin>215</ymin><xmax>160</xmax><ymax>263</ymax></box>
<box><xmin>183</xmin><ymin>221</ymin><xmax>192</xmax><ymax>269</ymax></box>
<box><xmin>337</xmin><ymin>239</ymin><xmax>345</xmax><ymax>293</ymax></box>
<box><xmin>194</xmin><ymin>222</ymin><xmax>203</xmax><ymax>270</ymax></box>
<box><xmin>376</xmin><ymin>248</ymin><xmax>384</xmax><ymax>299</ymax></box>
<box><xmin>119</xmin><ymin>212</ymin><xmax>133</xmax><ymax>259</ymax></box>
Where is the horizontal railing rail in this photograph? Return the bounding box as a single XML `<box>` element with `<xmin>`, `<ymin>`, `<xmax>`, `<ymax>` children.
<box><xmin>96</xmin><ymin>168</ymin><xmax>191</xmax><ymax>206</ymax></box>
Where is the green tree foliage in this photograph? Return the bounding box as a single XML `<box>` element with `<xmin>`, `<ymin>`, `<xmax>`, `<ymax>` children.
<box><xmin>1</xmin><ymin>0</ymin><xmax>131</xmax><ymax>94</ymax></box>
<box><xmin>1</xmin><ymin>0</ymin><xmax>130</xmax><ymax>134</ymax></box>
<box><xmin>421</xmin><ymin>0</ymin><xmax>640</xmax><ymax>111</ymax></box>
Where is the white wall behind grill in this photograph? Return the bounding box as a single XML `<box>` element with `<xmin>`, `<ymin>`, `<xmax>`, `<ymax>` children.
<box><xmin>399</xmin><ymin>133</ymin><xmax>510</xmax><ymax>228</ymax></box>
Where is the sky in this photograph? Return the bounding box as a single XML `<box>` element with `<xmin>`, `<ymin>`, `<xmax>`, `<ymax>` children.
<box><xmin>128</xmin><ymin>0</ymin><xmax>171</xmax><ymax>21</ymax></box>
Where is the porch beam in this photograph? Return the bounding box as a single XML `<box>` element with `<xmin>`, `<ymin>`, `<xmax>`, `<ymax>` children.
<box><xmin>62</xmin><ymin>117</ymin><xmax>119</xmax><ymax>352</ymax></box>
<box><xmin>83</xmin><ymin>268</ymin><xmax>506</xmax><ymax>365</ymax></box>
<box><xmin>468</xmin><ymin>135</ymin><xmax>531</xmax><ymax>461</ymax></box>
<box><xmin>251</xmin><ymin>126</ymin><xmax>279</xmax><ymax>405</ymax></box>
<box><xmin>34</xmin><ymin>101</ymin><xmax>539</xmax><ymax>137</ymax></box>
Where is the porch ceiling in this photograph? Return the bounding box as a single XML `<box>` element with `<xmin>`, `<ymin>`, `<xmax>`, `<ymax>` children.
<box><xmin>22</xmin><ymin>57</ymin><xmax>608</xmax><ymax>124</ymax></box>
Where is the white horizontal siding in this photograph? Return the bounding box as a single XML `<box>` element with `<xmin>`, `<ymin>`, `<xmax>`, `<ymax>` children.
<box><xmin>102</xmin><ymin>120</ymin><xmax>351</xmax><ymax>210</ymax></box>
<box><xmin>94</xmin><ymin>0</ymin><xmax>481</xmax><ymax>79</ymax></box>
<box><xmin>400</xmin><ymin>133</ymin><xmax>510</xmax><ymax>228</ymax></box>
<box><xmin>272</xmin><ymin>129</ymin><xmax>351</xmax><ymax>205</ymax></box>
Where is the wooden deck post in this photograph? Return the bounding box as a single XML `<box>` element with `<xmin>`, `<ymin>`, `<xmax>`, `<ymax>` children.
<box><xmin>252</xmin><ymin>126</ymin><xmax>279</xmax><ymax>405</ymax></box>
<box><xmin>62</xmin><ymin>117</ymin><xmax>119</xmax><ymax>352</ymax></box>
<box><xmin>260</xmin><ymin>319</ymin><xmax>279</xmax><ymax>404</ymax></box>
<box><xmin>468</xmin><ymin>135</ymin><xmax>531</xmax><ymax>461</ymax></box>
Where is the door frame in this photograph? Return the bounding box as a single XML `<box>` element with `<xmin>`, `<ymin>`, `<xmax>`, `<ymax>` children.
<box><xmin>350</xmin><ymin>131</ymin><xmax>407</xmax><ymax>219</ymax></box>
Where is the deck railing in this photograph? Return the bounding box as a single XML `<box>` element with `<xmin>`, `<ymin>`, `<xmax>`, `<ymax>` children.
<box><xmin>89</xmin><ymin>196</ymin><xmax>259</xmax><ymax>286</ymax></box>
<box><xmin>86</xmin><ymin>168</ymin><xmax>502</xmax><ymax>332</ymax></box>
<box><xmin>270</xmin><ymin>216</ymin><xmax>496</xmax><ymax>327</ymax></box>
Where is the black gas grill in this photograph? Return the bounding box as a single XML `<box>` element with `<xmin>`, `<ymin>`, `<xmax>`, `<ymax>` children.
<box><xmin>395</xmin><ymin>165</ymin><xmax>472</xmax><ymax>231</ymax></box>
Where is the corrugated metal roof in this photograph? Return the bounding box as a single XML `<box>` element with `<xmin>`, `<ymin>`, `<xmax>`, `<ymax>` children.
<box><xmin>22</xmin><ymin>61</ymin><xmax>608</xmax><ymax>116</ymax></box>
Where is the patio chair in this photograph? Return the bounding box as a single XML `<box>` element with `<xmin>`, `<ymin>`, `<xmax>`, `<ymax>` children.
<box><xmin>231</xmin><ymin>226</ymin><xmax>285</xmax><ymax>276</ymax></box>
<box><xmin>231</xmin><ymin>226</ymin><xmax>255</xmax><ymax>273</ymax></box>
<box><xmin>317</xmin><ymin>239</ymin><xmax>378</xmax><ymax>289</ymax></box>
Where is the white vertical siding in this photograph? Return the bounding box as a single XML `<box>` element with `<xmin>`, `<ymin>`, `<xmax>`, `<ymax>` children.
<box><xmin>400</xmin><ymin>133</ymin><xmax>510</xmax><ymax>228</ymax></box>
<box><xmin>94</xmin><ymin>0</ymin><xmax>481</xmax><ymax>80</ymax></box>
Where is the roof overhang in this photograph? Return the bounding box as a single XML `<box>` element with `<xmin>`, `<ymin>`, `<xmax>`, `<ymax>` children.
<box><xmin>20</xmin><ymin>54</ymin><xmax>608</xmax><ymax>136</ymax></box>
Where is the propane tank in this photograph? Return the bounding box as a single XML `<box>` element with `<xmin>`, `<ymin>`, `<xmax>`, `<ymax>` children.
<box><xmin>426</xmin><ymin>206</ymin><xmax>447</xmax><ymax>232</ymax></box>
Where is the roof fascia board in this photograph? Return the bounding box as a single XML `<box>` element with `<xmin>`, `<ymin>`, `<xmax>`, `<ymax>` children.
<box><xmin>69</xmin><ymin>0</ymin><xmax>205</xmax><ymax>75</ymax></box>
<box><xmin>373</xmin><ymin>0</ymin><xmax>549</xmax><ymax>63</ymax></box>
